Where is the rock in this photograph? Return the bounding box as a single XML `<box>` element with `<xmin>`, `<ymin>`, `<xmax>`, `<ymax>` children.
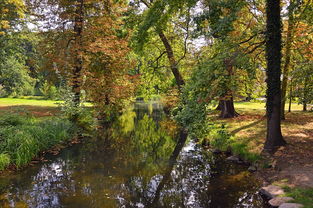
<box><xmin>259</xmin><ymin>185</ymin><xmax>285</xmax><ymax>199</ymax></box>
<box><xmin>248</xmin><ymin>165</ymin><xmax>257</xmax><ymax>172</ymax></box>
<box><xmin>226</xmin><ymin>155</ymin><xmax>240</xmax><ymax>162</ymax></box>
<box><xmin>269</xmin><ymin>197</ymin><xmax>294</xmax><ymax>207</ymax></box>
<box><xmin>212</xmin><ymin>149</ymin><xmax>222</xmax><ymax>154</ymax></box>
<box><xmin>278</xmin><ymin>203</ymin><xmax>303</xmax><ymax>208</ymax></box>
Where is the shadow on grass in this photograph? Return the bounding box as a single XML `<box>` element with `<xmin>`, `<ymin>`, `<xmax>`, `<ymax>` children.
<box><xmin>230</xmin><ymin>118</ymin><xmax>265</xmax><ymax>135</ymax></box>
<box><xmin>0</xmin><ymin>105</ymin><xmax>61</xmax><ymax>117</ymax></box>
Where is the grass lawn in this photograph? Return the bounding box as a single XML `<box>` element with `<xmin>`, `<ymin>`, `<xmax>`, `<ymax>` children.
<box><xmin>0</xmin><ymin>97</ymin><xmax>92</xmax><ymax>117</ymax></box>
<box><xmin>211</xmin><ymin>102</ymin><xmax>313</xmax><ymax>155</ymax></box>
<box><xmin>234</xmin><ymin>101</ymin><xmax>305</xmax><ymax>112</ymax></box>
<box><xmin>0</xmin><ymin>97</ymin><xmax>62</xmax><ymax>107</ymax></box>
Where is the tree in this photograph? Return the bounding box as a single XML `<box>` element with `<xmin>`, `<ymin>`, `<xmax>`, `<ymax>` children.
<box><xmin>263</xmin><ymin>0</ymin><xmax>286</xmax><ymax>152</ymax></box>
<box><xmin>281</xmin><ymin>0</ymin><xmax>312</xmax><ymax>119</ymax></box>
<box><xmin>0</xmin><ymin>0</ymin><xmax>25</xmax><ymax>34</ymax></box>
<box><xmin>28</xmin><ymin>0</ymin><xmax>135</xmax><ymax>119</ymax></box>
<box><xmin>131</xmin><ymin>0</ymin><xmax>194</xmax><ymax>91</ymax></box>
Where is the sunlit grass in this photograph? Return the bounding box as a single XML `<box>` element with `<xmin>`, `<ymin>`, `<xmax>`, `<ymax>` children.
<box><xmin>0</xmin><ymin>97</ymin><xmax>93</xmax><ymax>107</ymax></box>
<box><xmin>234</xmin><ymin>101</ymin><xmax>305</xmax><ymax>111</ymax></box>
<box><xmin>0</xmin><ymin>97</ymin><xmax>62</xmax><ymax>107</ymax></box>
<box><xmin>210</xmin><ymin>102</ymin><xmax>313</xmax><ymax>161</ymax></box>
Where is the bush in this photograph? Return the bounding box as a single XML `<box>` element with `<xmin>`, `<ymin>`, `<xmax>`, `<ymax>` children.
<box><xmin>40</xmin><ymin>81</ymin><xmax>59</xmax><ymax>100</ymax></box>
<box><xmin>0</xmin><ymin>114</ymin><xmax>75</xmax><ymax>170</ymax></box>
<box><xmin>204</xmin><ymin>125</ymin><xmax>261</xmax><ymax>163</ymax></box>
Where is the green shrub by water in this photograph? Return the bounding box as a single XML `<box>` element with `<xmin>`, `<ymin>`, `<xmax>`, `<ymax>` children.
<box><xmin>0</xmin><ymin>114</ymin><xmax>76</xmax><ymax>170</ymax></box>
<box><xmin>204</xmin><ymin>125</ymin><xmax>261</xmax><ymax>163</ymax></box>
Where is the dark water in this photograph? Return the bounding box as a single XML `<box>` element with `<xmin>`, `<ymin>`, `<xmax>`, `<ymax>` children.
<box><xmin>0</xmin><ymin>102</ymin><xmax>266</xmax><ymax>208</ymax></box>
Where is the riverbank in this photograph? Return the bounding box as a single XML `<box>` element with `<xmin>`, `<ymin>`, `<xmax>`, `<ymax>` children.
<box><xmin>0</xmin><ymin>98</ymin><xmax>80</xmax><ymax>172</ymax></box>
<box><xmin>213</xmin><ymin>102</ymin><xmax>313</xmax><ymax>207</ymax></box>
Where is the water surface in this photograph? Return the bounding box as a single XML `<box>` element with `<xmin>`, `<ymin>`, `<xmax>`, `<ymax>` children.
<box><xmin>0</xmin><ymin>102</ymin><xmax>266</xmax><ymax>207</ymax></box>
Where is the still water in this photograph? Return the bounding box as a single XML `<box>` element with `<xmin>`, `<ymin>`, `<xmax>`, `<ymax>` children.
<box><xmin>0</xmin><ymin>102</ymin><xmax>266</xmax><ymax>208</ymax></box>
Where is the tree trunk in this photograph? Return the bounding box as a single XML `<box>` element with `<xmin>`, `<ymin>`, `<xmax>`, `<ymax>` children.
<box><xmin>216</xmin><ymin>100</ymin><xmax>223</xmax><ymax>110</ymax></box>
<box><xmin>219</xmin><ymin>95</ymin><xmax>239</xmax><ymax>118</ymax></box>
<box><xmin>72</xmin><ymin>0</ymin><xmax>84</xmax><ymax>107</ymax></box>
<box><xmin>303</xmin><ymin>103</ymin><xmax>307</xmax><ymax>111</ymax></box>
<box><xmin>264</xmin><ymin>0</ymin><xmax>286</xmax><ymax>152</ymax></box>
<box><xmin>158</xmin><ymin>31</ymin><xmax>185</xmax><ymax>91</ymax></box>
<box><xmin>281</xmin><ymin>2</ymin><xmax>295</xmax><ymax>120</ymax></box>
<box><xmin>218</xmin><ymin>58</ymin><xmax>239</xmax><ymax>118</ymax></box>
<box><xmin>288</xmin><ymin>80</ymin><xmax>292</xmax><ymax>112</ymax></box>
<box><xmin>303</xmin><ymin>77</ymin><xmax>308</xmax><ymax>111</ymax></box>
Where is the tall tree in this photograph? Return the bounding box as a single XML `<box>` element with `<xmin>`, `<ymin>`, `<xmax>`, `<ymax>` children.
<box><xmin>132</xmin><ymin>0</ymin><xmax>193</xmax><ymax>91</ymax></box>
<box><xmin>264</xmin><ymin>0</ymin><xmax>286</xmax><ymax>152</ymax></box>
<box><xmin>0</xmin><ymin>0</ymin><xmax>25</xmax><ymax>34</ymax></box>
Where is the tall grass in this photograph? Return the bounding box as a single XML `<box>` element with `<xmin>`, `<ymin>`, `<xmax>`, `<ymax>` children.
<box><xmin>0</xmin><ymin>114</ymin><xmax>76</xmax><ymax>170</ymax></box>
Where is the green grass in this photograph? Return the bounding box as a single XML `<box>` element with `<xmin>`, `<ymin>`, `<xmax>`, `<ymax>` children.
<box><xmin>234</xmin><ymin>101</ymin><xmax>305</xmax><ymax>111</ymax></box>
<box><xmin>206</xmin><ymin>101</ymin><xmax>313</xmax><ymax>164</ymax></box>
<box><xmin>0</xmin><ymin>97</ymin><xmax>92</xmax><ymax>107</ymax></box>
<box><xmin>285</xmin><ymin>187</ymin><xmax>313</xmax><ymax>208</ymax></box>
<box><xmin>0</xmin><ymin>97</ymin><xmax>62</xmax><ymax>107</ymax></box>
<box><xmin>0</xmin><ymin>113</ymin><xmax>76</xmax><ymax>170</ymax></box>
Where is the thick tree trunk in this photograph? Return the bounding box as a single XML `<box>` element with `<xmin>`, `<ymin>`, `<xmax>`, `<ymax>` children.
<box><xmin>158</xmin><ymin>31</ymin><xmax>185</xmax><ymax>91</ymax></box>
<box><xmin>219</xmin><ymin>95</ymin><xmax>239</xmax><ymax>118</ymax></box>
<box><xmin>303</xmin><ymin>103</ymin><xmax>307</xmax><ymax>111</ymax></box>
<box><xmin>216</xmin><ymin>100</ymin><xmax>223</xmax><ymax>110</ymax></box>
<box><xmin>264</xmin><ymin>0</ymin><xmax>286</xmax><ymax>152</ymax></box>
<box><xmin>217</xmin><ymin>59</ymin><xmax>239</xmax><ymax>118</ymax></box>
<box><xmin>281</xmin><ymin>3</ymin><xmax>295</xmax><ymax>120</ymax></box>
<box><xmin>72</xmin><ymin>0</ymin><xmax>84</xmax><ymax>107</ymax></box>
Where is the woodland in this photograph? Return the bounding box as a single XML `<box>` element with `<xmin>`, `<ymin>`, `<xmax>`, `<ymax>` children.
<box><xmin>0</xmin><ymin>0</ymin><xmax>313</xmax><ymax>207</ymax></box>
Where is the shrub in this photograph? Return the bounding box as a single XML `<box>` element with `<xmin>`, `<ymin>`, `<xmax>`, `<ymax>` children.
<box><xmin>40</xmin><ymin>81</ymin><xmax>59</xmax><ymax>100</ymax></box>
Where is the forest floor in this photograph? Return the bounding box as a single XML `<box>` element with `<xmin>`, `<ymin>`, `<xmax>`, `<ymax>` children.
<box><xmin>215</xmin><ymin>102</ymin><xmax>313</xmax><ymax>189</ymax></box>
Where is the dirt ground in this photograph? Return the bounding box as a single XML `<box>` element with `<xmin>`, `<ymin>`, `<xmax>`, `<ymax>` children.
<box><xmin>257</xmin><ymin>112</ymin><xmax>313</xmax><ymax>188</ymax></box>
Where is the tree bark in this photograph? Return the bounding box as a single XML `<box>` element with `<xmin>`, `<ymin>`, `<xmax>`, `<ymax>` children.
<box><xmin>158</xmin><ymin>31</ymin><xmax>185</xmax><ymax>91</ymax></box>
<box><xmin>303</xmin><ymin>76</ymin><xmax>308</xmax><ymax>111</ymax></box>
<box><xmin>72</xmin><ymin>0</ymin><xmax>84</xmax><ymax>107</ymax></box>
<box><xmin>288</xmin><ymin>80</ymin><xmax>292</xmax><ymax>112</ymax></box>
<box><xmin>217</xmin><ymin>58</ymin><xmax>239</xmax><ymax>118</ymax></box>
<box><xmin>219</xmin><ymin>95</ymin><xmax>239</xmax><ymax>118</ymax></box>
<box><xmin>281</xmin><ymin>2</ymin><xmax>295</xmax><ymax>120</ymax></box>
<box><xmin>264</xmin><ymin>0</ymin><xmax>286</xmax><ymax>152</ymax></box>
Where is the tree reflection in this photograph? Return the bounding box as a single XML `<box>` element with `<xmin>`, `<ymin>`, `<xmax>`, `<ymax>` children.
<box><xmin>0</xmin><ymin>102</ymin><xmax>265</xmax><ymax>208</ymax></box>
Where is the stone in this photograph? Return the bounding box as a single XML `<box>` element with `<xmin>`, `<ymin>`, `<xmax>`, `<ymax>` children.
<box><xmin>278</xmin><ymin>203</ymin><xmax>303</xmax><ymax>208</ymax></box>
<box><xmin>226</xmin><ymin>155</ymin><xmax>240</xmax><ymax>162</ymax></box>
<box><xmin>248</xmin><ymin>165</ymin><xmax>257</xmax><ymax>172</ymax></box>
<box><xmin>269</xmin><ymin>197</ymin><xmax>294</xmax><ymax>207</ymax></box>
<box><xmin>259</xmin><ymin>185</ymin><xmax>285</xmax><ymax>199</ymax></box>
<box><xmin>212</xmin><ymin>149</ymin><xmax>222</xmax><ymax>154</ymax></box>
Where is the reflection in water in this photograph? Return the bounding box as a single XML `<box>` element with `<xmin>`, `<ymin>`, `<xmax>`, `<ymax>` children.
<box><xmin>0</xmin><ymin>102</ymin><xmax>265</xmax><ymax>207</ymax></box>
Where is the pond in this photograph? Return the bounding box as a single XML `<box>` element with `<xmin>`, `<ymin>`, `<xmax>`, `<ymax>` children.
<box><xmin>0</xmin><ymin>102</ymin><xmax>267</xmax><ymax>207</ymax></box>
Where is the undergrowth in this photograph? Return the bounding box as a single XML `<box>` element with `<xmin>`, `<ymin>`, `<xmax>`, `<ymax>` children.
<box><xmin>203</xmin><ymin>125</ymin><xmax>261</xmax><ymax>163</ymax></box>
<box><xmin>0</xmin><ymin>113</ymin><xmax>76</xmax><ymax>170</ymax></box>
<box><xmin>284</xmin><ymin>187</ymin><xmax>313</xmax><ymax>208</ymax></box>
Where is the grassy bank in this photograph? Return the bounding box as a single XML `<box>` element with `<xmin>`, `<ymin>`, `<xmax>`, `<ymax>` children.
<box><xmin>208</xmin><ymin>101</ymin><xmax>313</xmax><ymax>207</ymax></box>
<box><xmin>0</xmin><ymin>114</ymin><xmax>76</xmax><ymax>170</ymax></box>
<box><xmin>0</xmin><ymin>98</ymin><xmax>80</xmax><ymax>171</ymax></box>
